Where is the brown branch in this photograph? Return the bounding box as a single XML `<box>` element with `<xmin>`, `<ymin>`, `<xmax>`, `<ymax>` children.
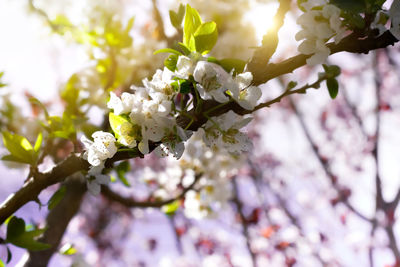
<box><xmin>101</xmin><ymin>174</ymin><xmax>201</xmax><ymax>208</ymax></box>
<box><xmin>231</xmin><ymin>177</ymin><xmax>257</xmax><ymax>267</ymax></box>
<box><xmin>251</xmin><ymin>31</ymin><xmax>398</xmax><ymax>85</ymax></box>
<box><xmin>0</xmin><ymin>154</ymin><xmax>88</xmax><ymax>225</ymax></box>
<box><xmin>251</xmin><ymin>76</ymin><xmax>325</xmax><ymax>112</ymax></box>
<box><xmin>372</xmin><ymin>51</ymin><xmax>385</xmax><ymax>211</ymax></box>
<box><xmin>21</xmin><ymin>176</ymin><xmax>86</xmax><ymax>267</ymax></box>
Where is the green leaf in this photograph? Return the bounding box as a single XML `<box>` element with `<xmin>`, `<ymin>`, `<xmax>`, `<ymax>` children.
<box><xmin>164</xmin><ymin>54</ymin><xmax>179</xmax><ymax>71</ymax></box>
<box><xmin>47</xmin><ymin>114</ymin><xmax>76</xmax><ymax>140</ymax></box>
<box><xmin>52</xmin><ymin>14</ymin><xmax>72</xmax><ymax>27</ymax></box>
<box><xmin>6</xmin><ymin>217</ymin><xmax>50</xmax><ymax>251</ymax></box>
<box><xmin>116</xmin><ymin>161</ymin><xmax>131</xmax><ymax>187</ymax></box>
<box><xmin>1</xmin><ymin>155</ymin><xmax>31</xmax><ymax>164</ymax></box>
<box><xmin>326</xmin><ymin>78</ymin><xmax>339</xmax><ymax>99</ymax></box>
<box><xmin>154</xmin><ymin>48</ymin><xmax>182</xmax><ymax>55</ymax></box>
<box><xmin>183</xmin><ymin>4</ymin><xmax>202</xmax><ymax>49</ymax></box>
<box><xmin>193</xmin><ymin>21</ymin><xmax>218</xmax><ymax>54</ymax></box>
<box><xmin>6</xmin><ymin>246</ymin><xmax>12</xmax><ymax>263</ymax></box>
<box><xmin>218</xmin><ymin>58</ymin><xmax>246</xmax><ymax>75</ymax></box>
<box><xmin>109</xmin><ymin>112</ymin><xmax>129</xmax><ymax>139</ymax></box>
<box><xmin>125</xmin><ymin>17</ymin><xmax>135</xmax><ymax>33</ymax></box>
<box><xmin>179</xmin><ymin>80</ymin><xmax>192</xmax><ymax>94</ymax></box>
<box><xmin>162</xmin><ymin>200</ymin><xmax>180</xmax><ymax>216</ymax></box>
<box><xmin>6</xmin><ymin>217</ymin><xmax>25</xmax><ymax>241</ymax></box>
<box><xmin>0</xmin><ymin>258</ymin><xmax>4</xmax><ymax>267</ymax></box>
<box><xmin>207</xmin><ymin>57</ymin><xmax>219</xmax><ymax>64</ymax></box>
<box><xmin>322</xmin><ymin>64</ymin><xmax>341</xmax><ymax>78</ymax></box>
<box><xmin>297</xmin><ymin>0</ymin><xmax>308</xmax><ymax>12</ymax></box>
<box><xmin>48</xmin><ymin>186</ymin><xmax>67</xmax><ymax>210</ymax></box>
<box><xmin>342</xmin><ymin>12</ymin><xmax>365</xmax><ymax>29</ymax></box>
<box><xmin>177</xmin><ymin>42</ymin><xmax>191</xmax><ymax>55</ymax></box>
<box><xmin>169</xmin><ymin>4</ymin><xmax>185</xmax><ymax>29</ymax></box>
<box><xmin>29</xmin><ymin>97</ymin><xmax>49</xmax><ymax>120</ymax></box>
<box><xmin>329</xmin><ymin>0</ymin><xmax>366</xmax><ymax>13</ymax></box>
<box><xmin>34</xmin><ymin>132</ymin><xmax>43</xmax><ymax>153</ymax></box>
<box><xmin>2</xmin><ymin>132</ymin><xmax>35</xmax><ymax>164</ymax></box>
<box><xmin>59</xmin><ymin>243</ymin><xmax>77</xmax><ymax>255</ymax></box>
<box><xmin>287</xmin><ymin>81</ymin><xmax>298</xmax><ymax>90</ymax></box>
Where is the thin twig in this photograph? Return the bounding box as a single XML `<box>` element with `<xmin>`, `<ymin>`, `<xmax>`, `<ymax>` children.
<box><xmin>101</xmin><ymin>174</ymin><xmax>201</xmax><ymax>208</ymax></box>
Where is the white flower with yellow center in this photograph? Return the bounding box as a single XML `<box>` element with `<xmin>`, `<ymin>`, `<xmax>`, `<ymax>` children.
<box><xmin>233</xmin><ymin>72</ymin><xmax>262</xmax><ymax>110</ymax></box>
<box><xmin>81</xmin><ymin>131</ymin><xmax>117</xmax><ymax>167</ymax></box>
<box><xmin>193</xmin><ymin>61</ymin><xmax>237</xmax><ymax>103</ymax></box>
<box><xmin>203</xmin><ymin>110</ymin><xmax>253</xmax><ymax>154</ymax></box>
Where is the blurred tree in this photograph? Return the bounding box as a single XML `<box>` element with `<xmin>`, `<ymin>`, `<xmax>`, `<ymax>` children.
<box><xmin>0</xmin><ymin>0</ymin><xmax>399</xmax><ymax>266</ymax></box>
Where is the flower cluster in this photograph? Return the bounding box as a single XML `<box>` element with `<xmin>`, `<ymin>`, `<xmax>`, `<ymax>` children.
<box><xmin>81</xmin><ymin>52</ymin><xmax>261</xmax><ymax>194</ymax></box>
<box><xmin>296</xmin><ymin>0</ymin><xmax>346</xmax><ymax>66</ymax></box>
<box><xmin>180</xmin><ymin>131</ymin><xmax>244</xmax><ymax>219</ymax></box>
<box><xmin>140</xmin><ymin>130</ymin><xmax>244</xmax><ymax>219</ymax></box>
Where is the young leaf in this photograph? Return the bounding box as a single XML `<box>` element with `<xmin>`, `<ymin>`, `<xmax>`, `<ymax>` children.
<box><xmin>170</xmin><ymin>10</ymin><xmax>179</xmax><ymax>28</ymax></box>
<box><xmin>179</xmin><ymin>80</ymin><xmax>192</xmax><ymax>94</ymax></box>
<box><xmin>59</xmin><ymin>243</ymin><xmax>77</xmax><ymax>255</ymax></box>
<box><xmin>6</xmin><ymin>217</ymin><xmax>51</xmax><ymax>251</ymax></box>
<box><xmin>116</xmin><ymin>161</ymin><xmax>131</xmax><ymax>187</ymax></box>
<box><xmin>218</xmin><ymin>58</ymin><xmax>246</xmax><ymax>75</ymax></box>
<box><xmin>183</xmin><ymin>4</ymin><xmax>202</xmax><ymax>49</ymax></box>
<box><xmin>109</xmin><ymin>112</ymin><xmax>129</xmax><ymax>139</ymax></box>
<box><xmin>193</xmin><ymin>21</ymin><xmax>218</xmax><ymax>54</ymax></box>
<box><xmin>170</xmin><ymin>4</ymin><xmax>185</xmax><ymax>29</ymax></box>
<box><xmin>6</xmin><ymin>246</ymin><xmax>12</xmax><ymax>263</ymax></box>
<box><xmin>161</xmin><ymin>200</ymin><xmax>180</xmax><ymax>216</ymax></box>
<box><xmin>29</xmin><ymin>97</ymin><xmax>49</xmax><ymax>119</ymax></box>
<box><xmin>6</xmin><ymin>217</ymin><xmax>25</xmax><ymax>241</ymax></box>
<box><xmin>154</xmin><ymin>48</ymin><xmax>182</xmax><ymax>55</ymax></box>
<box><xmin>177</xmin><ymin>42</ymin><xmax>191</xmax><ymax>55</ymax></box>
<box><xmin>329</xmin><ymin>0</ymin><xmax>366</xmax><ymax>13</ymax></box>
<box><xmin>2</xmin><ymin>132</ymin><xmax>35</xmax><ymax>164</ymax></box>
<box><xmin>125</xmin><ymin>17</ymin><xmax>135</xmax><ymax>34</ymax></box>
<box><xmin>326</xmin><ymin>78</ymin><xmax>339</xmax><ymax>99</ymax></box>
<box><xmin>48</xmin><ymin>185</ymin><xmax>67</xmax><ymax>210</ymax></box>
<box><xmin>34</xmin><ymin>132</ymin><xmax>43</xmax><ymax>153</ymax></box>
<box><xmin>164</xmin><ymin>54</ymin><xmax>179</xmax><ymax>71</ymax></box>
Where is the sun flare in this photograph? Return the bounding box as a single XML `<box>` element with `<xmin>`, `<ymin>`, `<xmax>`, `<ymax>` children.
<box><xmin>244</xmin><ymin>1</ymin><xmax>279</xmax><ymax>42</ymax></box>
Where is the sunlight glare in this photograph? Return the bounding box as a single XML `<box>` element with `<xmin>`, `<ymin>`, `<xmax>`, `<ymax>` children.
<box><xmin>244</xmin><ymin>1</ymin><xmax>279</xmax><ymax>42</ymax></box>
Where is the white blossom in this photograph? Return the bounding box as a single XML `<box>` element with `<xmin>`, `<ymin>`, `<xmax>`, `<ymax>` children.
<box><xmin>296</xmin><ymin>1</ymin><xmax>345</xmax><ymax>66</ymax></box>
<box><xmin>107</xmin><ymin>92</ymin><xmax>135</xmax><ymax>115</ymax></box>
<box><xmin>86</xmin><ymin>162</ymin><xmax>111</xmax><ymax>195</ymax></box>
<box><xmin>175</xmin><ymin>56</ymin><xmax>195</xmax><ymax>79</ymax></box>
<box><xmin>371</xmin><ymin>11</ymin><xmax>389</xmax><ymax>35</ymax></box>
<box><xmin>81</xmin><ymin>131</ymin><xmax>117</xmax><ymax>167</ymax></box>
<box><xmin>233</xmin><ymin>72</ymin><xmax>262</xmax><ymax>110</ymax></box>
<box><xmin>193</xmin><ymin>61</ymin><xmax>236</xmax><ymax>103</ymax></box>
<box><xmin>203</xmin><ymin>110</ymin><xmax>253</xmax><ymax>154</ymax></box>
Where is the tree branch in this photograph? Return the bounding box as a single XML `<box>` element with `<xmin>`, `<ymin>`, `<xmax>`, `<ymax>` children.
<box><xmin>251</xmin><ymin>31</ymin><xmax>398</xmax><ymax>85</ymax></box>
<box><xmin>0</xmin><ymin>154</ymin><xmax>88</xmax><ymax>225</ymax></box>
<box><xmin>101</xmin><ymin>174</ymin><xmax>201</xmax><ymax>208</ymax></box>
<box><xmin>21</xmin><ymin>176</ymin><xmax>86</xmax><ymax>267</ymax></box>
<box><xmin>231</xmin><ymin>177</ymin><xmax>257</xmax><ymax>267</ymax></box>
